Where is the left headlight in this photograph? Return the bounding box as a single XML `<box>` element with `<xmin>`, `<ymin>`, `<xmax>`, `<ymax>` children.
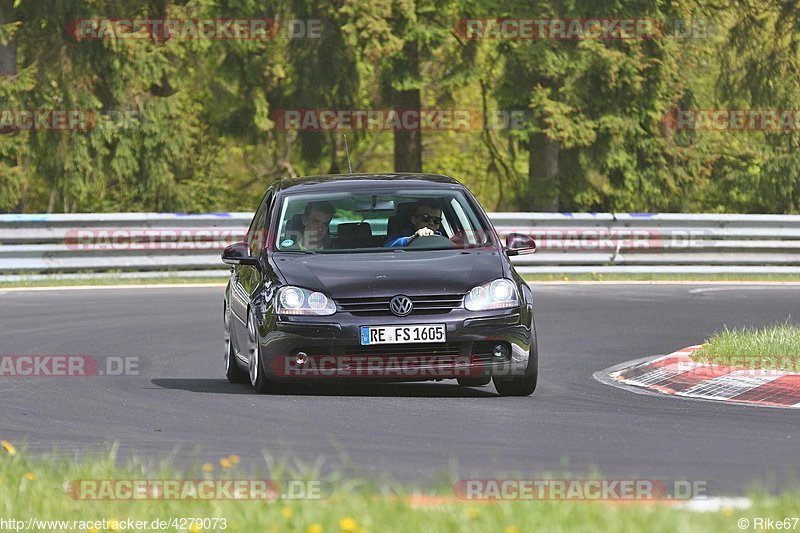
<box><xmin>275</xmin><ymin>286</ymin><xmax>336</xmax><ymax>316</ymax></box>
<box><xmin>464</xmin><ymin>278</ymin><xmax>519</xmax><ymax>311</ymax></box>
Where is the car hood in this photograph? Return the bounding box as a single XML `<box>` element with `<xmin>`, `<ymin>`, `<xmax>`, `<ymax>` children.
<box><xmin>271</xmin><ymin>249</ymin><xmax>504</xmax><ymax>297</ymax></box>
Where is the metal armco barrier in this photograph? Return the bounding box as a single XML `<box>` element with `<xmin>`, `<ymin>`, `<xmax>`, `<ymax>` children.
<box><xmin>2</xmin><ymin>212</ymin><xmax>800</xmax><ymax>280</ymax></box>
<box><xmin>492</xmin><ymin>212</ymin><xmax>800</xmax><ymax>274</ymax></box>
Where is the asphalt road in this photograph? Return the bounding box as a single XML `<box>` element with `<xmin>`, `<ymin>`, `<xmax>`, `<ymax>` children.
<box><xmin>1</xmin><ymin>283</ymin><xmax>798</xmax><ymax>494</ymax></box>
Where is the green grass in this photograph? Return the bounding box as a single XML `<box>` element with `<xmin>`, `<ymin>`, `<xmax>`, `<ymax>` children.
<box><xmin>692</xmin><ymin>323</ymin><xmax>800</xmax><ymax>371</ymax></box>
<box><xmin>1</xmin><ymin>445</ymin><xmax>799</xmax><ymax>532</ymax></box>
<box><xmin>524</xmin><ymin>273</ymin><xmax>800</xmax><ymax>282</ymax></box>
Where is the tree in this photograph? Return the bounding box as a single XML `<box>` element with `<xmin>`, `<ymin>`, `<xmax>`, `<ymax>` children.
<box><xmin>716</xmin><ymin>0</ymin><xmax>800</xmax><ymax>212</ymax></box>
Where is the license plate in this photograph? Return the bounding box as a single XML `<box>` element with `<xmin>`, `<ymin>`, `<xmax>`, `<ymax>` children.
<box><xmin>360</xmin><ymin>324</ymin><xmax>446</xmax><ymax>345</ymax></box>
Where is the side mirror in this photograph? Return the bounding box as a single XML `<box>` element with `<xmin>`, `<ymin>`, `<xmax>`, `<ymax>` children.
<box><xmin>504</xmin><ymin>233</ymin><xmax>536</xmax><ymax>256</ymax></box>
<box><xmin>222</xmin><ymin>241</ymin><xmax>261</xmax><ymax>267</ymax></box>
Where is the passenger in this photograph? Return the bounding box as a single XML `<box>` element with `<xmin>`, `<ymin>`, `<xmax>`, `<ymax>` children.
<box><xmin>294</xmin><ymin>201</ymin><xmax>335</xmax><ymax>250</ymax></box>
<box><xmin>384</xmin><ymin>198</ymin><xmax>444</xmax><ymax>247</ymax></box>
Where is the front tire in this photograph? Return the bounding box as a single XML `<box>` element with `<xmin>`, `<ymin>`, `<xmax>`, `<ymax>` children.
<box><xmin>224</xmin><ymin>303</ymin><xmax>248</xmax><ymax>384</ymax></box>
<box><xmin>457</xmin><ymin>377</ymin><xmax>491</xmax><ymax>387</ymax></box>
<box><xmin>493</xmin><ymin>373</ymin><xmax>537</xmax><ymax>396</ymax></box>
<box><xmin>493</xmin><ymin>319</ymin><xmax>539</xmax><ymax>397</ymax></box>
<box><xmin>247</xmin><ymin>309</ymin><xmax>272</xmax><ymax>393</ymax></box>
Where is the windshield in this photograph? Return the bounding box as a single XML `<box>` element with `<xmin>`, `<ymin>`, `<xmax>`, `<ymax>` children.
<box><xmin>272</xmin><ymin>188</ymin><xmax>495</xmax><ymax>253</ymax></box>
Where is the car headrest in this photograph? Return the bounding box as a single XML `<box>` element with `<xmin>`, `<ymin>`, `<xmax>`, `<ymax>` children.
<box><xmin>337</xmin><ymin>222</ymin><xmax>372</xmax><ymax>240</ymax></box>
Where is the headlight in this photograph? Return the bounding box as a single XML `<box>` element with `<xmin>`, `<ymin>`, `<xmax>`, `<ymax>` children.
<box><xmin>276</xmin><ymin>286</ymin><xmax>336</xmax><ymax>315</ymax></box>
<box><xmin>464</xmin><ymin>279</ymin><xmax>518</xmax><ymax>311</ymax></box>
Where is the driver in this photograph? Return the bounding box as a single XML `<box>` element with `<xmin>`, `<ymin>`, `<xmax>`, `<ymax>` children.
<box><xmin>384</xmin><ymin>198</ymin><xmax>444</xmax><ymax>247</ymax></box>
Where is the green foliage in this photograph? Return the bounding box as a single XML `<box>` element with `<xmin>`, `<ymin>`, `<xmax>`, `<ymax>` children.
<box><xmin>0</xmin><ymin>0</ymin><xmax>798</xmax><ymax>213</ymax></box>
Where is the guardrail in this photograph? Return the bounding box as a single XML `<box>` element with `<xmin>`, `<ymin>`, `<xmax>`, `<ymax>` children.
<box><xmin>2</xmin><ymin>212</ymin><xmax>800</xmax><ymax>280</ymax></box>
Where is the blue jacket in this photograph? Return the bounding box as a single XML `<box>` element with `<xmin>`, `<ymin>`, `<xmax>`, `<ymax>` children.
<box><xmin>384</xmin><ymin>225</ymin><xmax>443</xmax><ymax>247</ymax></box>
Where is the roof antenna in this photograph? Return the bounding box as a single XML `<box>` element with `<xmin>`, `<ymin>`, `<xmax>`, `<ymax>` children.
<box><xmin>343</xmin><ymin>134</ymin><xmax>353</xmax><ymax>174</ymax></box>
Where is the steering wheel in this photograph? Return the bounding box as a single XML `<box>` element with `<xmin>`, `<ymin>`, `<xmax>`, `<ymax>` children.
<box><xmin>406</xmin><ymin>234</ymin><xmax>455</xmax><ymax>249</ymax></box>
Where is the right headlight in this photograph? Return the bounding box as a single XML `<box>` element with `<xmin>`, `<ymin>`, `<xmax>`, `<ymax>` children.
<box><xmin>275</xmin><ymin>286</ymin><xmax>336</xmax><ymax>315</ymax></box>
<box><xmin>464</xmin><ymin>278</ymin><xmax>519</xmax><ymax>311</ymax></box>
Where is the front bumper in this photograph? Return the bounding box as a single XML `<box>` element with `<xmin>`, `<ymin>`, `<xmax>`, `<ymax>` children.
<box><xmin>257</xmin><ymin>306</ymin><xmax>534</xmax><ymax>381</ymax></box>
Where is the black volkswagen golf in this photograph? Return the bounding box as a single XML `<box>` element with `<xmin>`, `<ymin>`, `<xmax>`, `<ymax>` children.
<box><xmin>221</xmin><ymin>173</ymin><xmax>538</xmax><ymax>396</ymax></box>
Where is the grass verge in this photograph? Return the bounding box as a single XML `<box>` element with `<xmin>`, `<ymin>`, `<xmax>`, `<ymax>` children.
<box><xmin>692</xmin><ymin>323</ymin><xmax>800</xmax><ymax>372</ymax></box>
<box><xmin>1</xmin><ymin>445</ymin><xmax>798</xmax><ymax>532</ymax></box>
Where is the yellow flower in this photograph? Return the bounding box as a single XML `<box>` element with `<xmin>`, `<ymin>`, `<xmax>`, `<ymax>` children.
<box><xmin>219</xmin><ymin>458</ymin><xmax>231</xmax><ymax>468</ymax></box>
<box><xmin>562</xmin><ymin>276</ymin><xmax>569</xmax><ymax>281</ymax></box>
<box><xmin>189</xmin><ymin>523</ymin><xmax>203</xmax><ymax>533</ymax></box>
<box><xmin>505</xmin><ymin>527</ymin><xmax>520</xmax><ymax>533</ymax></box>
<box><xmin>466</xmin><ymin>508</ymin><xmax>480</xmax><ymax>519</ymax></box>
<box><xmin>24</xmin><ymin>472</ymin><xmax>36</xmax><ymax>481</ymax></box>
<box><xmin>1</xmin><ymin>440</ymin><xmax>17</xmax><ymax>456</ymax></box>
<box><xmin>281</xmin><ymin>507</ymin><xmax>294</xmax><ymax>519</ymax></box>
<box><xmin>89</xmin><ymin>528</ymin><xmax>100</xmax><ymax>533</ymax></box>
<box><xmin>108</xmin><ymin>518</ymin><xmax>120</xmax><ymax>532</ymax></box>
<box><xmin>229</xmin><ymin>454</ymin><xmax>241</xmax><ymax>465</ymax></box>
<box><xmin>201</xmin><ymin>463</ymin><xmax>214</xmax><ymax>473</ymax></box>
<box><xmin>307</xmin><ymin>524</ymin><xmax>323</xmax><ymax>533</ymax></box>
<box><xmin>339</xmin><ymin>517</ymin><xmax>358</xmax><ymax>532</ymax></box>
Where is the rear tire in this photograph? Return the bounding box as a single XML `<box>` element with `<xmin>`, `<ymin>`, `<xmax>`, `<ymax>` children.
<box><xmin>224</xmin><ymin>303</ymin><xmax>248</xmax><ymax>384</ymax></box>
<box><xmin>457</xmin><ymin>377</ymin><xmax>491</xmax><ymax>387</ymax></box>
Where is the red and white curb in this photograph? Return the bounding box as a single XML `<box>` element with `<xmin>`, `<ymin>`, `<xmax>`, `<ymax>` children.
<box><xmin>601</xmin><ymin>346</ymin><xmax>800</xmax><ymax>408</ymax></box>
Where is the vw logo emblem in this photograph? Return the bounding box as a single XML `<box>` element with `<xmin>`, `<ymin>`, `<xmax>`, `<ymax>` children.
<box><xmin>390</xmin><ymin>295</ymin><xmax>413</xmax><ymax>317</ymax></box>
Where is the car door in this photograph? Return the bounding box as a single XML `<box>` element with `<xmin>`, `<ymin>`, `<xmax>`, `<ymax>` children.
<box><xmin>230</xmin><ymin>190</ymin><xmax>272</xmax><ymax>355</ymax></box>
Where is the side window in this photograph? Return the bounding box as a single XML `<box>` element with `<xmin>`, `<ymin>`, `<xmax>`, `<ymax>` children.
<box><xmin>247</xmin><ymin>191</ymin><xmax>272</xmax><ymax>255</ymax></box>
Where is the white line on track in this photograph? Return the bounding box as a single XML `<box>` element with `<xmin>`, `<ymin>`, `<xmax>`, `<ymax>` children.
<box><xmin>688</xmin><ymin>285</ymin><xmax>800</xmax><ymax>293</ymax></box>
<box><xmin>677</xmin><ymin>497</ymin><xmax>752</xmax><ymax>512</ymax></box>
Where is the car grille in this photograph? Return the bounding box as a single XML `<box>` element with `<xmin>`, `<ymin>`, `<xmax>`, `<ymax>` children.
<box><xmin>335</xmin><ymin>294</ymin><xmax>464</xmax><ymax>316</ymax></box>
